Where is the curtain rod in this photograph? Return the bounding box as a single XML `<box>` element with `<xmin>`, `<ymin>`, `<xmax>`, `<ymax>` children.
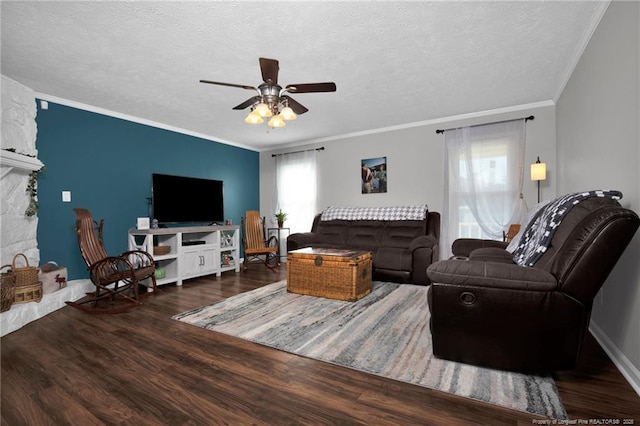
<box><xmin>271</xmin><ymin>147</ymin><xmax>325</xmax><ymax>157</ymax></box>
<box><xmin>435</xmin><ymin>115</ymin><xmax>534</xmax><ymax>134</ymax></box>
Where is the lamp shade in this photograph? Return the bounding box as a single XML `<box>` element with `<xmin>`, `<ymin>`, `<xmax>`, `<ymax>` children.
<box><xmin>268</xmin><ymin>114</ymin><xmax>286</xmax><ymax>128</ymax></box>
<box><xmin>280</xmin><ymin>106</ymin><xmax>297</xmax><ymax>121</ymax></box>
<box><xmin>531</xmin><ymin>161</ymin><xmax>546</xmax><ymax>181</ymax></box>
<box><xmin>244</xmin><ymin>111</ymin><xmax>264</xmax><ymax>124</ymax></box>
<box><xmin>255</xmin><ymin>102</ymin><xmax>273</xmax><ymax>117</ymax></box>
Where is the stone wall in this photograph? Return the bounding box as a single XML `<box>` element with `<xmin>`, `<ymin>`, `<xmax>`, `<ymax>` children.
<box><xmin>1</xmin><ymin>75</ymin><xmax>40</xmax><ymax>267</ymax></box>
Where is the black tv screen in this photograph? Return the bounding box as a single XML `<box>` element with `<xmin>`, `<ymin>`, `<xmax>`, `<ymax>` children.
<box><xmin>152</xmin><ymin>173</ymin><xmax>224</xmax><ymax>224</ymax></box>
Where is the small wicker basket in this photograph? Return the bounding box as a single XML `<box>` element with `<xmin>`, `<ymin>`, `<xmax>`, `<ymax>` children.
<box><xmin>153</xmin><ymin>246</ymin><xmax>171</xmax><ymax>256</ymax></box>
<box><xmin>13</xmin><ymin>282</ymin><xmax>43</xmax><ymax>304</ymax></box>
<box><xmin>1</xmin><ymin>265</ymin><xmax>16</xmax><ymax>312</ymax></box>
<box><xmin>12</xmin><ymin>253</ymin><xmax>39</xmax><ymax>287</ymax></box>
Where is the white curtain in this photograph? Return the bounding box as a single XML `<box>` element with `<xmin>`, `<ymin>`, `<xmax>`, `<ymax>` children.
<box><xmin>272</xmin><ymin>150</ymin><xmax>318</xmax><ymax>234</ymax></box>
<box><xmin>442</xmin><ymin>119</ymin><xmax>528</xmax><ymax>259</ymax></box>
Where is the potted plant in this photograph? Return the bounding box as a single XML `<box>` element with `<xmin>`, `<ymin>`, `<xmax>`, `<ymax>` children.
<box><xmin>275</xmin><ymin>210</ymin><xmax>288</xmax><ymax>228</ymax></box>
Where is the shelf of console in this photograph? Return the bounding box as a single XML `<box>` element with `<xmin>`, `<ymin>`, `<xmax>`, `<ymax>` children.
<box><xmin>128</xmin><ymin>225</ymin><xmax>240</xmax><ymax>289</ymax></box>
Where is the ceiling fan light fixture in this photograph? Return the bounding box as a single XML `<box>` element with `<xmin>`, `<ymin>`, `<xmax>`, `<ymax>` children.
<box><xmin>200</xmin><ymin>57</ymin><xmax>336</xmax><ymax>129</ymax></box>
<box><xmin>280</xmin><ymin>106</ymin><xmax>297</xmax><ymax>121</ymax></box>
<box><xmin>268</xmin><ymin>114</ymin><xmax>286</xmax><ymax>128</ymax></box>
<box><xmin>244</xmin><ymin>110</ymin><xmax>264</xmax><ymax>124</ymax></box>
<box><xmin>255</xmin><ymin>102</ymin><xmax>272</xmax><ymax>117</ymax></box>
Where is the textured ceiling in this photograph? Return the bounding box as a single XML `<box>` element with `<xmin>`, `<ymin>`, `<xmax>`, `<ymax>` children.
<box><xmin>1</xmin><ymin>1</ymin><xmax>606</xmax><ymax>151</ymax></box>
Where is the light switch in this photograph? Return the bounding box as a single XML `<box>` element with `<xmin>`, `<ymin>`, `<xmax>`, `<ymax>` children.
<box><xmin>62</xmin><ymin>191</ymin><xmax>71</xmax><ymax>202</ymax></box>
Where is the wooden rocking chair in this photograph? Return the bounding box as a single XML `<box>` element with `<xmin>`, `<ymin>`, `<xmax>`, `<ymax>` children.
<box><xmin>67</xmin><ymin>208</ymin><xmax>157</xmax><ymax>314</ymax></box>
<box><xmin>503</xmin><ymin>224</ymin><xmax>522</xmax><ymax>243</ymax></box>
<box><xmin>241</xmin><ymin>211</ymin><xmax>280</xmax><ymax>270</ymax></box>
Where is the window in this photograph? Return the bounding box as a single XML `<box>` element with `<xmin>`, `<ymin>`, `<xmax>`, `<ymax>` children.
<box><xmin>442</xmin><ymin>120</ymin><xmax>527</xmax><ymax>258</ymax></box>
<box><xmin>272</xmin><ymin>150</ymin><xmax>318</xmax><ymax>233</ymax></box>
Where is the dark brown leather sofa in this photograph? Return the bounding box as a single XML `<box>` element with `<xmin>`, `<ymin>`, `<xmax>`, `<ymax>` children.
<box><xmin>426</xmin><ymin>195</ymin><xmax>639</xmax><ymax>372</ymax></box>
<box><xmin>287</xmin><ymin>210</ymin><xmax>440</xmax><ymax>285</ymax></box>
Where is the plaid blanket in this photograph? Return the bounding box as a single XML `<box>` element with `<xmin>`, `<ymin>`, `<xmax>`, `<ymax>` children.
<box><xmin>512</xmin><ymin>190</ymin><xmax>622</xmax><ymax>267</ymax></box>
<box><xmin>320</xmin><ymin>205</ymin><xmax>428</xmax><ymax>221</ymax></box>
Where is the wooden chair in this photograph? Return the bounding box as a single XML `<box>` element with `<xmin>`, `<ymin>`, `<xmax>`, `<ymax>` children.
<box><xmin>67</xmin><ymin>208</ymin><xmax>157</xmax><ymax>314</ymax></box>
<box><xmin>241</xmin><ymin>211</ymin><xmax>280</xmax><ymax>270</ymax></box>
<box><xmin>503</xmin><ymin>224</ymin><xmax>521</xmax><ymax>243</ymax></box>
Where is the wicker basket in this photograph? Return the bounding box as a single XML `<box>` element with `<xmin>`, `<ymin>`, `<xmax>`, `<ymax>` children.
<box><xmin>1</xmin><ymin>265</ymin><xmax>16</xmax><ymax>312</ymax></box>
<box><xmin>12</xmin><ymin>253</ymin><xmax>39</xmax><ymax>287</ymax></box>
<box><xmin>13</xmin><ymin>282</ymin><xmax>43</xmax><ymax>304</ymax></box>
<box><xmin>153</xmin><ymin>245</ymin><xmax>171</xmax><ymax>256</ymax></box>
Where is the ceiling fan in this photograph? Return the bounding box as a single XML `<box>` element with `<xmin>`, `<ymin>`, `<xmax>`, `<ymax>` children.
<box><xmin>200</xmin><ymin>57</ymin><xmax>336</xmax><ymax>127</ymax></box>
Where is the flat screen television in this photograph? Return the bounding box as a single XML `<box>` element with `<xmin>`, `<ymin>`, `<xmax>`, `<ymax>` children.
<box><xmin>152</xmin><ymin>173</ymin><xmax>224</xmax><ymax>225</ymax></box>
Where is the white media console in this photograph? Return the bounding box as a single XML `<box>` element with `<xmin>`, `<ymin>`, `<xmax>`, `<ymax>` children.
<box><xmin>128</xmin><ymin>225</ymin><xmax>240</xmax><ymax>288</ymax></box>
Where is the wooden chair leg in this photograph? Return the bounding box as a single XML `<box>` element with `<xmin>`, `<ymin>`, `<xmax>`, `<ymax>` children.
<box><xmin>150</xmin><ymin>275</ymin><xmax>158</xmax><ymax>294</ymax></box>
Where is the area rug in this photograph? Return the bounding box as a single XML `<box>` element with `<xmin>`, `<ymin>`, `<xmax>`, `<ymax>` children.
<box><xmin>173</xmin><ymin>281</ymin><xmax>567</xmax><ymax>419</ymax></box>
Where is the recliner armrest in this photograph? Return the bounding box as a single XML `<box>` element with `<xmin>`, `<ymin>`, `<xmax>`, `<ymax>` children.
<box><xmin>427</xmin><ymin>260</ymin><xmax>557</xmax><ymax>291</ymax></box>
<box><xmin>451</xmin><ymin>238</ymin><xmax>508</xmax><ymax>257</ymax></box>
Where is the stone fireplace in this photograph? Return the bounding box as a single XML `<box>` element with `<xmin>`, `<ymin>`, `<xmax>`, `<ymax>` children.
<box><xmin>1</xmin><ymin>75</ymin><xmax>91</xmax><ymax>336</ymax></box>
<box><xmin>1</xmin><ymin>75</ymin><xmax>41</xmax><ymax>268</ymax></box>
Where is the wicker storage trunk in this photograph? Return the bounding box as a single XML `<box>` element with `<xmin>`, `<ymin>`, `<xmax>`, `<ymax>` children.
<box><xmin>287</xmin><ymin>248</ymin><xmax>372</xmax><ymax>301</ymax></box>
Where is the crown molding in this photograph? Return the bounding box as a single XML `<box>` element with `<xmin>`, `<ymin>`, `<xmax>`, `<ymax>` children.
<box><xmin>267</xmin><ymin>100</ymin><xmax>556</xmax><ymax>151</ymax></box>
<box><xmin>33</xmin><ymin>93</ymin><xmax>260</xmax><ymax>152</ymax></box>
<box><xmin>34</xmin><ymin>93</ymin><xmax>555</xmax><ymax>155</ymax></box>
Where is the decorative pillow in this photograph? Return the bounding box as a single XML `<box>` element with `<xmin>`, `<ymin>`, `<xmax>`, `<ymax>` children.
<box><xmin>511</xmin><ymin>190</ymin><xmax>622</xmax><ymax>266</ymax></box>
<box><xmin>320</xmin><ymin>205</ymin><xmax>428</xmax><ymax>221</ymax></box>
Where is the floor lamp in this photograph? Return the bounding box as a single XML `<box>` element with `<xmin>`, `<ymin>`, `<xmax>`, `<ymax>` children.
<box><xmin>531</xmin><ymin>156</ymin><xmax>547</xmax><ymax>203</ymax></box>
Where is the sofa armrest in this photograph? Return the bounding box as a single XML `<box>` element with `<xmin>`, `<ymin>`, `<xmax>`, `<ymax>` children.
<box><xmin>409</xmin><ymin>235</ymin><xmax>438</xmax><ymax>251</ymax></box>
<box><xmin>286</xmin><ymin>232</ymin><xmax>317</xmax><ymax>251</ymax></box>
<box><xmin>427</xmin><ymin>259</ymin><xmax>557</xmax><ymax>291</ymax></box>
<box><xmin>451</xmin><ymin>238</ymin><xmax>508</xmax><ymax>257</ymax></box>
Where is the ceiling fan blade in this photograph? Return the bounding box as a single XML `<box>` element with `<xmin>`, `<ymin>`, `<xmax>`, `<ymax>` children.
<box><xmin>259</xmin><ymin>58</ymin><xmax>279</xmax><ymax>85</ymax></box>
<box><xmin>232</xmin><ymin>96</ymin><xmax>261</xmax><ymax>110</ymax></box>
<box><xmin>199</xmin><ymin>80</ymin><xmax>256</xmax><ymax>91</ymax></box>
<box><xmin>285</xmin><ymin>82</ymin><xmax>337</xmax><ymax>93</ymax></box>
<box><xmin>282</xmin><ymin>95</ymin><xmax>308</xmax><ymax>115</ymax></box>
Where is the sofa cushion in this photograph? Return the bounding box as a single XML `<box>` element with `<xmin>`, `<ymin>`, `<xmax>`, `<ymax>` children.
<box><xmin>381</xmin><ymin>220</ymin><xmax>427</xmax><ymax>248</ymax></box>
<box><xmin>427</xmin><ymin>259</ymin><xmax>557</xmax><ymax>291</ymax></box>
<box><xmin>315</xmin><ymin>221</ymin><xmax>349</xmax><ymax>246</ymax></box>
<box><xmin>346</xmin><ymin>221</ymin><xmax>384</xmax><ymax>250</ymax></box>
<box><xmin>375</xmin><ymin>247</ymin><xmax>412</xmax><ymax>271</ymax></box>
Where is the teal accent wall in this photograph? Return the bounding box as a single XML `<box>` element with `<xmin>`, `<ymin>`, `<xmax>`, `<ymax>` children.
<box><xmin>35</xmin><ymin>101</ymin><xmax>259</xmax><ymax>280</ymax></box>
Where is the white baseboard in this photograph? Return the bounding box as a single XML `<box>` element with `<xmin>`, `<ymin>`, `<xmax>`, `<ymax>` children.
<box><xmin>589</xmin><ymin>321</ymin><xmax>640</xmax><ymax>397</ymax></box>
<box><xmin>0</xmin><ymin>279</ymin><xmax>93</xmax><ymax>337</ymax></box>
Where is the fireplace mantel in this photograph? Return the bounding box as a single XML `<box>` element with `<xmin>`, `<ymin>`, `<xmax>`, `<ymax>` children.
<box><xmin>0</xmin><ymin>150</ymin><xmax>43</xmax><ymax>178</ymax></box>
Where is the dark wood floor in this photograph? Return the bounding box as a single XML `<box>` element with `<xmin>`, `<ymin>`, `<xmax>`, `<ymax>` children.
<box><xmin>2</xmin><ymin>267</ymin><xmax>639</xmax><ymax>425</ymax></box>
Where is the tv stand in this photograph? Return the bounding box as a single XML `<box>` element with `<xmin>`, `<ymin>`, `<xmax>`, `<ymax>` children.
<box><xmin>182</xmin><ymin>240</ymin><xmax>206</xmax><ymax>246</ymax></box>
<box><xmin>128</xmin><ymin>225</ymin><xmax>240</xmax><ymax>289</ymax></box>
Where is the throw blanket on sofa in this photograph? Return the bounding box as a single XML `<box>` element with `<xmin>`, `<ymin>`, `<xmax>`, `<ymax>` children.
<box><xmin>321</xmin><ymin>205</ymin><xmax>428</xmax><ymax>221</ymax></box>
<box><xmin>512</xmin><ymin>190</ymin><xmax>622</xmax><ymax>267</ymax></box>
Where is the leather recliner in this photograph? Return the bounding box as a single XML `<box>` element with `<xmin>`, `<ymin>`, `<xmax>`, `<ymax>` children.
<box><xmin>426</xmin><ymin>196</ymin><xmax>639</xmax><ymax>372</ymax></box>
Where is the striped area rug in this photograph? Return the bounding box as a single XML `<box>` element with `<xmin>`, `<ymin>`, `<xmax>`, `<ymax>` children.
<box><xmin>173</xmin><ymin>280</ymin><xmax>567</xmax><ymax>419</ymax></box>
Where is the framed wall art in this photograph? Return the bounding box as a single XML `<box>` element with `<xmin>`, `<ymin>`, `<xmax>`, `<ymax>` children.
<box><xmin>361</xmin><ymin>156</ymin><xmax>387</xmax><ymax>194</ymax></box>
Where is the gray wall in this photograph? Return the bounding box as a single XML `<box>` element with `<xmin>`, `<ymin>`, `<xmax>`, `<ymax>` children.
<box><xmin>556</xmin><ymin>0</ymin><xmax>640</xmax><ymax>390</ymax></box>
<box><xmin>261</xmin><ymin>104</ymin><xmax>557</xmax><ymax>235</ymax></box>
